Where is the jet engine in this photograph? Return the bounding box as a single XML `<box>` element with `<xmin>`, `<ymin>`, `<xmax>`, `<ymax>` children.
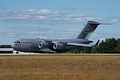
<box><xmin>52</xmin><ymin>42</ymin><xmax>66</xmax><ymax>50</ymax></box>
<box><xmin>38</xmin><ymin>41</ymin><xmax>49</xmax><ymax>48</ymax></box>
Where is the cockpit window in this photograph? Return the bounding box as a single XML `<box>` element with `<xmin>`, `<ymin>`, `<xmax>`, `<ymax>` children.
<box><xmin>14</xmin><ymin>41</ymin><xmax>20</xmax><ymax>43</ymax></box>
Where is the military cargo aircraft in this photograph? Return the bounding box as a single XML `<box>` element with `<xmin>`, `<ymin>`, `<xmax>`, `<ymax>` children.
<box><xmin>12</xmin><ymin>21</ymin><xmax>100</xmax><ymax>53</ymax></box>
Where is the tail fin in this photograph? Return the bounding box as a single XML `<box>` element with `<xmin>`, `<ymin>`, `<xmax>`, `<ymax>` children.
<box><xmin>77</xmin><ymin>21</ymin><xmax>100</xmax><ymax>39</ymax></box>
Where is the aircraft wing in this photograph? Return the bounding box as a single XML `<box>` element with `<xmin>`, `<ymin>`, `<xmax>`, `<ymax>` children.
<box><xmin>67</xmin><ymin>42</ymin><xmax>92</xmax><ymax>47</ymax></box>
<box><xmin>37</xmin><ymin>39</ymin><xmax>93</xmax><ymax>51</ymax></box>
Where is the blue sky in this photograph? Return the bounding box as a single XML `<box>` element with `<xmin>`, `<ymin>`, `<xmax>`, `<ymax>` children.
<box><xmin>0</xmin><ymin>0</ymin><xmax>120</xmax><ymax>44</ymax></box>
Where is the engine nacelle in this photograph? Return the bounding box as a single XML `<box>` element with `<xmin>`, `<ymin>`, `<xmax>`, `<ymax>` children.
<box><xmin>38</xmin><ymin>41</ymin><xmax>49</xmax><ymax>48</ymax></box>
<box><xmin>52</xmin><ymin>42</ymin><xmax>66</xmax><ymax>50</ymax></box>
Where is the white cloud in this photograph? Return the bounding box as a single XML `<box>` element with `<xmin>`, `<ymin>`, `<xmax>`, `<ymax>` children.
<box><xmin>30</xmin><ymin>31</ymin><xmax>40</xmax><ymax>34</ymax></box>
<box><xmin>35</xmin><ymin>16</ymin><xmax>48</xmax><ymax>20</ymax></box>
<box><xmin>110</xmin><ymin>18</ymin><xmax>120</xmax><ymax>23</ymax></box>
<box><xmin>0</xmin><ymin>9</ymin><xmax>120</xmax><ymax>24</ymax></box>
<box><xmin>19</xmin><ymin>9</ymin><xmax>59</xmax><ymax>15</ymax></box>
<box><xmin>37</xmin><ymin>9</ymin><xmax>58</xmax><ymax>14</ymax></box>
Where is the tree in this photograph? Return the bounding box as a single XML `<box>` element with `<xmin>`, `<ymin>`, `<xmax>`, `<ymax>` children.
<box><xmin>105</xmin><ymin>38</ymin><xmax>117</xmax><ymax>53</ymax></box>
<box><xmin>0</xmin><ymin>45</ymin><xmax>12</xmax><ymax>48</ymax></box>
<box><xmin>80</xmin><ymin>47</ymin><xmax>92</xmax><ymax>53</ymax></box>
<box><xmin>69</xmin><ymin>38</ymin><xmax>120</xmax><ymax>54</ymax></box>
<box><xmin>115</xmin><ymin>38</ymin><xmax>120</xmax><ymax>53</ymax></box>
<box><xmin>68</xmin><ymin>47</ymin><xmax>92</xmax><ymax>53</ymax></box>
<box><xmin>92</xmin><ymin>38</ymin><xmax>118</xmax><ymax>53</ymax></box>
<box><xmin>92</xmin><ymin>46</ymin><xmax>100</xmax><ymax>53</ymax></box>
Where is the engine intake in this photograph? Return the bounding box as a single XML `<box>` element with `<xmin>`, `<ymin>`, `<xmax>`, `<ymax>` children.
<box><xmin>38</xmin><ymin>41</ymin><xmax>49</xmax><ymax>48</ymax></box>
<box><xmin>52</xmin><ymin>42</ymin><xmax>66</xmax><ymax>50</ymax></box>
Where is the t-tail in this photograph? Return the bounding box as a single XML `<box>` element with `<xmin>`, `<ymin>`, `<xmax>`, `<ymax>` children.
<box><xmin>77</xmin><ymin>21</ymin><xmax>100</xmax><ymax>39</ymax></box>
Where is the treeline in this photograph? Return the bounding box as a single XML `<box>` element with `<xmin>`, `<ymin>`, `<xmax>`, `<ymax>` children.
<box><xmin>68</xmin><ymin>38</ymin><xmax>120</xmax><ymax>53</ymax></box>
<box><xmin>0</xmin><ymin>45</ymin><xmax>12</xmax><ymax>48</ymax></box>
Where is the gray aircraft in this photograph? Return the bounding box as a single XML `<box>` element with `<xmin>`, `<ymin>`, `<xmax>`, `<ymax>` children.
<box><xmin>12</xmin><ymin>21</ymin><xmax>100</xmax><ymax>53</ymax></box>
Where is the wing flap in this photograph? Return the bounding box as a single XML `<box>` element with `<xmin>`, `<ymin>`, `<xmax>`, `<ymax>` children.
<box><xmin>67</xmin><ymin>43</ymin><xmax>92</xmax><ymax>47</ymax></box>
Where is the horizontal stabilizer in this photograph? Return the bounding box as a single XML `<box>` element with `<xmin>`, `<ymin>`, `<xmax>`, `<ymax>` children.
<box><xmin>100</xmin><ymin>23</ymin><xmax>113</xmax><ymax>25</ymax></box>
<box><xmin>67</xmin><ymin>43</ymin><xmax>92</xmax><ymax>47</ymax></box>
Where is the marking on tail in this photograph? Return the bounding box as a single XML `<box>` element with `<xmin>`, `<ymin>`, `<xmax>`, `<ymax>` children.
<box><xmin>77</xmin><ymin>21</ymin><xmax>100</xmax><ymax>39</ymax></box>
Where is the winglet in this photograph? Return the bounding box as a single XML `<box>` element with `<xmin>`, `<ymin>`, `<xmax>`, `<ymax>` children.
<box><xmin>94</xmin><ymin>39</ymin><xmax>100</xmax><ymax>46</ymax></box>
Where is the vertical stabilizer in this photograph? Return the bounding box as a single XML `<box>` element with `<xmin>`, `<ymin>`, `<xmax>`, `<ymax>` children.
<box><xmin>77</xmin><ymin>21</ymin><xmax>100</xmax><ymax>39</ymax></box>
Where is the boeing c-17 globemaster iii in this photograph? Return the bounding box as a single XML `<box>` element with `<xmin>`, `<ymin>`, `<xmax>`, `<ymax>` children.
<box><xmin>12</xmin><ymin>21</ymin><xmax>101</xmax><ymax>53</ymax></box>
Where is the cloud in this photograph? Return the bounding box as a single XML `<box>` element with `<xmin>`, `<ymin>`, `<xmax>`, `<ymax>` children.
<box><xmin>35</xmin><ymin>16</ymin><xmax>48</xmax><ymax>20</ymax></box>
<box><xmin>98</xmin><ymin>16</ymin><xmax>120</xmax><ymax>24</ymax></box>
<box><xmin>0</xmin><ymin>9</ymin><xmax>59</xmax><ymax>22</ymax></box>
<box><xmin>108</xmin><ymin>18</ymin><xmax>120</xmax><ymax>23</ymax></box>
<box><xmin>0</xmin><ymin>30</ymin><xmax>15</xmax><ymax>38</ymax></box>
<box><xmin>90</xmin><ymin>32</ymin><xmax>120</xmax><ymax>42</ymax></box>
<box><xmin>1</xmin><ymin>9</ymin><xmax>120</xmax><ymax>25</ymax></box>
<box><xmin>0</xmin><ymin>9</ymin><xmax>104</xmax><ymax>24</ymax></box>
<box><xmin>1</xmin><ymin>9</ymin><xmax>120</xmax><ymax>44</ymax></box>
<box><xmin>64</xmin><ymin>7</ymin><xmax>90</xmax><ymax>11</ymax></box>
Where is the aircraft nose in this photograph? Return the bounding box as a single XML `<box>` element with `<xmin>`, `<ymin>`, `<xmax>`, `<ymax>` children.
<box><xmin>12</xmin><ymin>44</ymin><xmax>18</xmax><ymax>50</ymax></box>
<box><xmin>12</xmin><ymin>44</ymin><xmax>16</xmax><ymax>49</ymax></box>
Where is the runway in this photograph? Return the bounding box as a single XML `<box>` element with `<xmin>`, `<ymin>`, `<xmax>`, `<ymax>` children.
<box><xmin>0</xmin><ymin>48</ymin><xmax>13</xmax><ymax>53</ymax></box>
<box><xmin>0</xmin><ymin>52</ymin><xmax>120</xmax><ymax>56</ymax></box>
<box><xmin>0</xmin><ymin>51</ymin><xmax>40</xmax><ymax>55</ymax></box>
<box><xmin>1</xmin><ymin>47</ymin><xmax>119</xmax><ymax>55</ymax></box>
<box><xmin>0</xmin><ymin>48</ymin><xmax>39</xmax><ymax>55</ymax></box>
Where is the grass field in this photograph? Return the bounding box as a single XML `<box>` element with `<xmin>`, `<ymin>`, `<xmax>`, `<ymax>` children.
<box><xmin>0</xmin><ymin>54</ymin><xmax>120</xmax><ymax>80</ymax></box>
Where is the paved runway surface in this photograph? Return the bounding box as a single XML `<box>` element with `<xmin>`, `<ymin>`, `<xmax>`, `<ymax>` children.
<box><xmin>0</xmin><ymin>53</ymin><xmax>40</xmax><ymax>55</ymax></box>
<box><xmin>0</xmin><ymin>48</ymin><xmax>13</xmax><ymax>53</ymax></box>
<box><xmin>0</xmin><ymin>52</ymin><xmax>69</xmax><ymax>55</ymax></box>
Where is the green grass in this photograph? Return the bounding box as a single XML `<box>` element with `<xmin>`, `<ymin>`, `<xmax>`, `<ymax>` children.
<box><xmin>0</xmin><ymin>54</ymin><xmax>120</xmax><ymax>80</ymax></box>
